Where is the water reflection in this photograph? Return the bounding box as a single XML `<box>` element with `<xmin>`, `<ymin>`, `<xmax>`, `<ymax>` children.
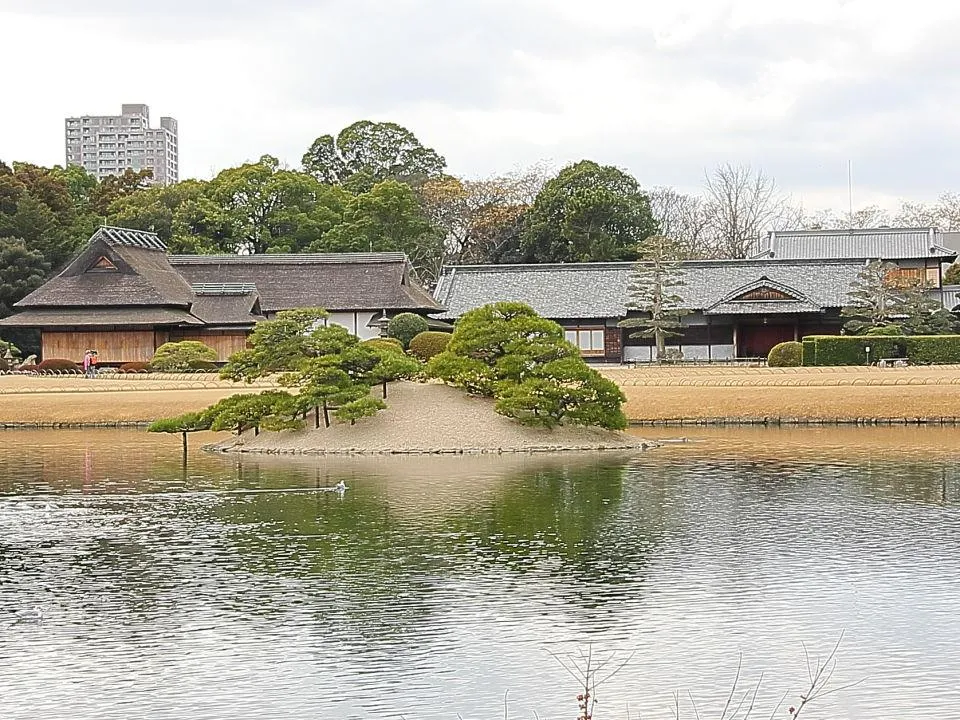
<box><xmin>1</xmin><ymin>428</ymin><xmax>960</xmax><ymax>719</ymax></box>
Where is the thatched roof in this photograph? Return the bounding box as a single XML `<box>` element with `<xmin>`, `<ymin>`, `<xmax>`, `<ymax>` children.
<box><xmin>16</xmin><ymin>229</ymin><xmax>193</xmax><ymax>309</ymax></box>
<box><xmin>0</xmin><ymin>307</ymin><xmax>202</xmax><ymax>327</ymax></box>
<box><xmin>4</xmin><ymin>229</ymin><xmax>441</xmax><ymax>331</ymax></box>
<box><xmin>189</xmin><ymin>285</ymin><xmax>265</xmax><ymax>326</ymax></box>
<box><xmin>170</xmin><ymin>253</ymin><xmax>441</xmax><ymax>313</ymax></box>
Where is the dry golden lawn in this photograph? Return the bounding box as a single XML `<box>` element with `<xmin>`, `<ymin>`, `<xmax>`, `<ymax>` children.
<box><xmin>0</xmin><ymin>374</ymin><xmax>269</xmax><ymax>423</ymax></box>
<box><xmin>600</xmin><ymin>365</ymin><xmax>960</xmax><ymax>420</ymax></box>
<box><xmin>5</xmin><ymin>365</ymin><xmax>960</xmax><ymax>424</ymax></box>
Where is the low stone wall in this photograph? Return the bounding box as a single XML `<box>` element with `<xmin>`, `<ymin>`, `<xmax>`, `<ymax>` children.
<box><xmin>632</xmin><ymin>417</ymin><xmax>960</xmax><ymax>426</ymax></box>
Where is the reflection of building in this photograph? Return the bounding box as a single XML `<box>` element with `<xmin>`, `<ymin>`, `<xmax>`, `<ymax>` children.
<box><xmin>64</xmin><ymin>104</ymin><xmax>179</xmax><ymax>185</ymax></box>
<box><xmin>0</xmin><ymin>227</ymin><xmax>441</xmax><ymax>364</ymax></box>
<box><xmin>435</xmin><ymin>227</ymin><xmax>957</xmax><ymax>362</ymax></box>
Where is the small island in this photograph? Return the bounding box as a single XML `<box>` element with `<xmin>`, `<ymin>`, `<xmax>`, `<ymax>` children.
<box><xmin>210</xmin><ymin>381</ymin><xmax>649</xmax><ymax>455</ymax></box>
<box><xmin>152</xmin><ymin>303</ymin><xmax>652</xmax><ymax>456</ymax></box>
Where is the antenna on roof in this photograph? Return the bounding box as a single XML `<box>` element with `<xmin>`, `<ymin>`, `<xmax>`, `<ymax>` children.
<box><xmin>847</xmin><ymin>159</ymin><xmax>854</xmax><ymax>230</ymax></box>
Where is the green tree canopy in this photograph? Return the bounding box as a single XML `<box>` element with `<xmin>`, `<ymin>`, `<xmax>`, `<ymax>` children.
<box><xmin>0</xmin><ymin>238</ymin><xmax>49</xmax><ymax>317</ymax></box>
<box><xmin>316</xmin><ymin>180</ymin><xmax>441</xmax><ymax>282</ymax></box>
<box><xmin>427</xmin><ymin>302</ymin><xmax>625</xmax><ymax>429</ymax></box>
<box><xmin>520</xmin><ymin>160</ymin><xmax>658</xmax><ymax>263</ymax></box>
<box><xmin>302</xmin><ymin>120</ymin><xmax>446</xmax><ymax>187</ymax></box>
<box><xmin>207</xmin><ymin>155</ymin><xmax>340</xmax><ymax>254</ymax></box>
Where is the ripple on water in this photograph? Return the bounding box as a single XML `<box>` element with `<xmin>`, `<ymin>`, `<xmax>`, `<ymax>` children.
<box><xmin>1</xmin><ymin>428</ymin><xmax>960</xmax><ymax>718</ymax></box>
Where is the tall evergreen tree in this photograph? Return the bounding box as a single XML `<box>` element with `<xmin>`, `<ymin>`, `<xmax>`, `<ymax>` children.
<box><xmin>618</xmin><ymin>235</ymin><xmax>689</xmax><ymax>360</ymax></box>
<box><xmin>842</xmin><ymin>260</ymin><xmax>953</xmax><ymax>334</ymax></box>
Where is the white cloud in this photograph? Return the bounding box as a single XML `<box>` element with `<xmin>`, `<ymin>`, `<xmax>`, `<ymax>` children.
<box><xmin>1</xmin><ymin>0</ymin><xmax>959</xmax><ymax>210</ymax></box>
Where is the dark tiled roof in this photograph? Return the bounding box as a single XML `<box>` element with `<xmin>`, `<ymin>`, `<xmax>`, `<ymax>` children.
<box><xmin>752</xmin><ymin>228</ymin><xmax>957</xmax><ymax>261</ymax></box>
<box><xmin>170</xmin><ymin>254</ymin><xmax>441</xmax><ymax>313</ymax></box>
<box><xmin>189</xmin><ymin>293</ymin><xmax>264</xmax><ymax>326</ymax></box>
<box><xmin>434</xmin><ymin>259</ymin><xmax>868</xmax><ymax>319</ymax></box>
<box><xmin>93</xmin><ymin>226</ymin><xmax>167</xmax><ymax>251</ymax></box>
<box><xmin>0</xmin><ymin>307</ymin><xmax>202</xmax><ymax>327</ymax></box>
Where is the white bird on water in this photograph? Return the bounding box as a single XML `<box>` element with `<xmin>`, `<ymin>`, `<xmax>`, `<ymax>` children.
<box><xmin>12</xmin><ymin>606</ymin><xmax>44</xmax><ymax>624</ymax></box>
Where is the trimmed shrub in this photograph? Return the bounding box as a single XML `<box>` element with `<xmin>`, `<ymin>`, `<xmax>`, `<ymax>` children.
<box><xmin>767</xmin><ymin>341</ymin><xmax>803</xmax><ymax>367</ymax></box>
<box><xmin>150</xmin><ymin>341</ymin><xmax>217</xmax><ymax>371</ymax></box>
<box><xmin>800</xmin><ymin>334</ymin><xmax>960</xmax><ymax>366</ymax></box>
<box><xmin>905</xmin><ymin>335</ymin><xmax>960</xmax><ymax>365</ymax></box>
<box><xmin>362</xmin><ymin>338</ymin><xmax>406</xmax><ymax>355</ymax></box>
<box><xmin>118</xmin><ymin>362</ymin><xmax>152</xmax><ymax>373</ymax></box>
<box><xmin>17</xmin><ymin>364</ymin><xmax>38</xmax><ymax>373</ymax></box>
<box><xmin>187</xmin><ymin>359</ymin><xmax>219</xmax><ymax>372</ymax></box>
<box><xmin>38</xmin><ymin>358</ymin><xmax>82</xmax><ymax>373</ymax></box>
<box><xmin>408</xmin><ymin>331</ymin><xmax>451</xmax><ymax>361</ymax></box>
<box><xmin>801</xmin><ymin>337</ymin><xmax>818</xmax><ymax>367</ymax></box>
<box><xmin>386</xmin><ymin>313</ymin><xmax>429</xmax><ymax>349</ymax></box>
<box><xmin>864</xmin><ymin>324</ymin><xmax>903</xmax><ymax>336</ymax></box>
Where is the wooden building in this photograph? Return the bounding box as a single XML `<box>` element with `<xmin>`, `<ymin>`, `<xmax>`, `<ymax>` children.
<box><xmin>0</xmin><ymin>227</ymin><xmax>442</xmax><ymax>364</ymax></box>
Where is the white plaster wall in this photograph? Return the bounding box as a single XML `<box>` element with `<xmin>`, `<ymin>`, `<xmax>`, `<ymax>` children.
<box><xmin>624</xmin><ymin>344</ymin><xmax>735</xmax><ymax>362</ymax></box>
<box><xmin>326</xmin><ymin>312</ymin><xmax>380</xmax><ymax>340</ymax></box>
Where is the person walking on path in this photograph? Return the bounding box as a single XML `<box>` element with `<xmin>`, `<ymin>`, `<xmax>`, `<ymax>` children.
<box><xmin>89</xmin><ymin>350</ymin><xmax>99</xmax><ymax>378</ymax></box>
<box><xmin>83</xmin><ymin>350</ymin><xmax>96</xmax><ymax>379</ymax></box>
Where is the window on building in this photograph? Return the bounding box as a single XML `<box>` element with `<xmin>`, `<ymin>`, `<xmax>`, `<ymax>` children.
<box><xmin>564</xmin><ymin>327</ymin><xmax>606</xmax><ymax>356</ymax></box>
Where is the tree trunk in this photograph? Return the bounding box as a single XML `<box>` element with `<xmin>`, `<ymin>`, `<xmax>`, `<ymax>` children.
<box><xmin>322</xmin><ymin>400</ymin><xmax>330</xmax><ymax>428</ymax></box>
<box><xmin>655</xmin><ymin>329</ymin><xmax>666</xmax><ymax>361</ymax></box>
<box><xmin>382</xmin><ymin>380</ymin><xmax>387</xmax><ymax>399</ymax></box>
<box><xmin>254</xmin><ymin>425</ymin><xmax>259</xmax><ymax>436</ymax></box>
<box><xmin>314</xmin><ymin>406</ymin><xmax>320</xmax><ymax>429</ymax></box>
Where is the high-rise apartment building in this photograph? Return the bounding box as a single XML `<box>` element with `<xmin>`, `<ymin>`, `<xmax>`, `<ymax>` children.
<box><xmin>64</xmin><ymin>104</ymin><xmax>179</xmax><ymax>185</ymax></box>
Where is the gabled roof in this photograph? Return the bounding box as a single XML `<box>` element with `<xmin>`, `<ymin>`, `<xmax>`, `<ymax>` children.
<box><xmin>752</xmin><ymin>227</ymin><xmax>957</xmax><ymax>261</ymax></box>
<box><xmin>434</xmin><ymin>259</ymin><xmax>867</xmax><ymax>319</ymax></box>
<box><xmin>92</xmin><ymin>226</ymin><xmax>167</xmax><ymax>251</ymax></box>
<box><xmin>704</xmin><ymin>277</ymin><xmax>822</xmax><ymax>315</ymax></box>
<box><xmin>189</xmin><ymin>288</ymin><xmax>265</xmax><ymax>326</ymax></box>
<box><xmin>15</xmin><ymin>232</ymin><xmax>194</xmax><ymax>309</ymax></box>
<box><xmin>170</xmin><ymin>253</ymin><xmax>441</xmax><ymax>313</ymax></box>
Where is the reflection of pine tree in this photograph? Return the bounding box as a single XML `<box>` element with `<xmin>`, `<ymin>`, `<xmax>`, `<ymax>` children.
<box><xmin>618</xmin><ymin>235</ymin><xmax>689</xmax><ymax>360</ymax></box>
<box><xmin>842</xmin><ymin>260</ymin><xmax>954</xmax><ymax>334</ymax></box>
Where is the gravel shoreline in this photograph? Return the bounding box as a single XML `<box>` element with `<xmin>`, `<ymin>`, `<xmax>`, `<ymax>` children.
<box><xmin>208</xmin><ymin>381</ymin><xmax>652</xmax><ymax>455</ymax></box>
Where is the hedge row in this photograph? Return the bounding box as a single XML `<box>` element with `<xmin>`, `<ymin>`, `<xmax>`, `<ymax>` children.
<box><xmin>801</xmin><ymin>335</ymin><xmax>960</xmax><ymax>366</ymax></box>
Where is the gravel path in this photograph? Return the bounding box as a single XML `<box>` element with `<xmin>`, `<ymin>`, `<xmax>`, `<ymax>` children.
<box><xmin>211</xmin><ymin>381</ymin><xmax>648</xmax><ymax>455</ymax></box>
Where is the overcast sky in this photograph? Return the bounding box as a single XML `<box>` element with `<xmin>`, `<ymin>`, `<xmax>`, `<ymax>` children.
<box><xmin>1</xmin><ymin>0</ymin><xmax>957</xmax><ymax>211</ymax></box>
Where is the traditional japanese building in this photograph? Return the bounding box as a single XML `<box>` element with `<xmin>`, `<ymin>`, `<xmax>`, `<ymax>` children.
<box><xmin>0</xmin><ymin>227</ymin><xmax>441</xmax><ymax>364</ymax></box>
<box><xmin>434</xmin><ymin>227</ymin><xmax>958</xmax><ymax>362</ymax></box>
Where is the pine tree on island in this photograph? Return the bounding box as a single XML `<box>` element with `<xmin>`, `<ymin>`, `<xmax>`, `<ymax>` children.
<box><xmin>618</xmin><ymin>235</ymin><xmax>689</xmax><ymax>361</ymax></box>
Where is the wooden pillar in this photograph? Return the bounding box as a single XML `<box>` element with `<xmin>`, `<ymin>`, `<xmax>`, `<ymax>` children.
<box><xmin>794</xmin><ymin>318</ymin><xmax>800</xmax><ymax>342</ymax></box>
<box><xmin>733</xmin><ymin>323</ymin><xmax>739</xmax><ymax>359</ymax></box>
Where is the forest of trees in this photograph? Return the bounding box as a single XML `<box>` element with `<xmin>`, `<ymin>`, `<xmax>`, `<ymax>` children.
<box><xmin>4</xmin><ymin>118</ymin><xmax>960</xmax><ymax>326</ymax></box>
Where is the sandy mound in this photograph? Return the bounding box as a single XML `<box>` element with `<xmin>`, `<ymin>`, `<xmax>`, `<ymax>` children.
<box><xmin>209</xmin><ymin>381</ymin><xmax>650</xmax><ymax>455</ymax></box>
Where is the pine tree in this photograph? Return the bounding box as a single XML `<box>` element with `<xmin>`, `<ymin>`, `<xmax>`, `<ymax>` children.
<box><xmin>617</xmin><ymin>235</ymin><xmax>689</xmax><ymax>360</ymax></box>
<box><xmin>841</xmin><ymin>261</ymin><xmax>954</xmax><ymax>335</ymax></box>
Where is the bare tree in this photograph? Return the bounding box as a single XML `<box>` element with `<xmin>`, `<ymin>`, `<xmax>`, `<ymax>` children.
<box><xmin>418</xmin><ymin>165</ymin><xmax>552</xmax><ymax>267</ymax></box>
<box><xmin>802</xmin><ymin>205</ymin><xmax>892</xmax><ymax>230</ymax></box>
<box><xmin>895</xmin><ymin>192</ymin><xmax>960</xmax><ymax>230</ymax></box>
<box><xmin>647</xmin><ymin>187</ymin><xmax>716</xmax><ymax>258</ymax></box>
<box><xmin>703</xmin><ymin>163</ymin><xmax>801</xmax><ymax>258</ymax></box>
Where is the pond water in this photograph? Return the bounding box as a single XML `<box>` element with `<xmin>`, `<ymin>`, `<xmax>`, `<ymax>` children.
<box><xmin>2</xmin><ymin>427</ymin><xmax>960</xmax><ymax>719</ymax></box>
